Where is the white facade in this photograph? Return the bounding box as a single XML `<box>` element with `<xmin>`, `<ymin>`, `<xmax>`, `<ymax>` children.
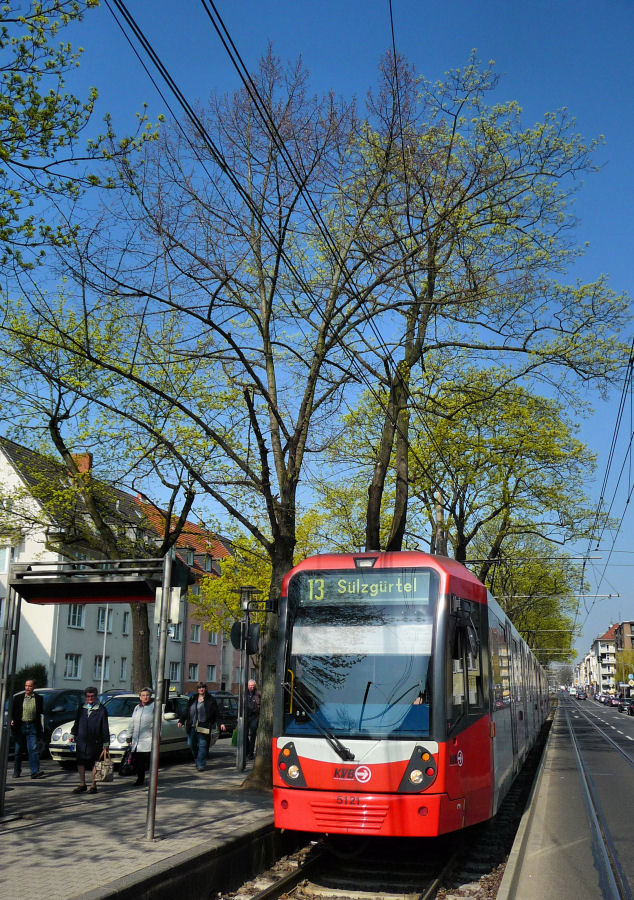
<box><xmin>586</xmin><ymin>630</ymin><xmax>617</xmax><ymax>693</ymax></box>
<box><xmin>0</xmin><ymin>448</ymin><xmax>188</xmax><ymax>692</ymax></box>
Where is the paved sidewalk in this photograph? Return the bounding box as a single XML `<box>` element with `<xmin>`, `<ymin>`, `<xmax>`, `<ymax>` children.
<box><xmin>0</xmin><ymin>745</ymin><xmax>274</xmax><ymax>900</ymax></box>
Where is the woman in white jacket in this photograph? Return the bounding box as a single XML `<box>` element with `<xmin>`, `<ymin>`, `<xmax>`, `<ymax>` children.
<box><xmin>128</xmin><ymin>688</ymin><xmax>153</xmax><ymax>786</ymax></box>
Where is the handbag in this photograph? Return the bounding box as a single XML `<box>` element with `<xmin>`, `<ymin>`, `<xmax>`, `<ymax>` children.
<box><xmin>119</xmin><ymin>749</ymin><xmax>135</xmax><ymax>777</ymax></box>
<box><xmin>94</xmin><ymin>747</ymin><xmax>114</xmax><ymax>783</ymax></box>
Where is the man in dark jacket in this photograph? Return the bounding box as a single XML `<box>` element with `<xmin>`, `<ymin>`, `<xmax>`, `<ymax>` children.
<box><xmin>70</xmin><ymin>686</ymin><xmax>110</xmax><ymax>794</ymax></box>
<box><xmin>178</xmin><ymin>682</ymin><xmax>225</xmax><ymax>770</ymax></box>
<box><xmin>10</xmin><ymin>678</ymin><xmax>44</xmax><ymax>778</ymax></box>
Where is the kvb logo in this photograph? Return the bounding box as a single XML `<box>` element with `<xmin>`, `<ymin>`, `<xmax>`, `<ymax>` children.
<box><xmin>354</xmin><ymin>765</ymin><xmax>372</xmax><ymax>784</ymax></box>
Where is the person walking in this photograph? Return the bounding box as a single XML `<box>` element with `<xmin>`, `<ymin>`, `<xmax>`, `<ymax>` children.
<box><xmin>245</xmin><ymin>679</ymin><xmax>261</xmax><ymax>760</ymax></box>
<box><xmin>178</xmin><ymin>682</ymin><xmax>225</xmax><ymax>771</ymax></box>
<box><xmin>69</xmin><ymin>686</ymin><xmax>110</xmax><ymax>794</ymax></box>
<box><xmin>10</xmin><ymin>678</ymin><xmax>44</xmax><ymax>779</ymax></box>
<box><xmin>128</xmin><ymin>687</ymin><xmax>153</xmax><ymax>787</ymax></box>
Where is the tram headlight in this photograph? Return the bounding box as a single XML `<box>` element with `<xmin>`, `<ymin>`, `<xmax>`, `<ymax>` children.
<box><xmin>288</xmin><ymin>764</ymin><xmax>301</xmax><ymax>780</ymax></box>
<box><xmin>409</xmin><ymin>768</ymin><xmax>424</xmax><ymax>785</ymax></box>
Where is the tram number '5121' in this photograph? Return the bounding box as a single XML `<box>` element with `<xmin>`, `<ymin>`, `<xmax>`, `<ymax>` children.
<box><xmin>337</xmin><ymin>796</ymin><xmax>361</xmax><ymax>805</ymax></box>
<box><xmin>308</xmin><ymin>578</ymin><xmax>324</xmax><ymax>602</ymax></box>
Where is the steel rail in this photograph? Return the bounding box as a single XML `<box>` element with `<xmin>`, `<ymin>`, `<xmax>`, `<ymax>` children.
<box><xmin>563</xmin><ymin>704</ymin><xmax>631</xmax><ymax>900</ymax></box>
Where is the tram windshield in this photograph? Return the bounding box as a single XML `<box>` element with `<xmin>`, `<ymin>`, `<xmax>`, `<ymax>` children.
<box><xmin>283</xmin><ymin>569</ymin><xmax>437</xmax><ymax>739</ymax></box>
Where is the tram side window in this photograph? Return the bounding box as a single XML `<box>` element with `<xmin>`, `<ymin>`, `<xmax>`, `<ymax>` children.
<box><xmin>489</xmin><ymin>615</ymin><xmax>510</xmax><ymax>709</ymax></box>
<box><xmin>447</xmin><ymin>601</ymin><xmax>484</xmax><ymax>732</ymax></box>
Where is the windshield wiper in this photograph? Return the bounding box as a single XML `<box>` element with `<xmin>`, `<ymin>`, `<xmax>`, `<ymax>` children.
<box><xmin>281</xmin><ymin>681</ymin><xmax>355</xmax><ymax>762</ymax></box>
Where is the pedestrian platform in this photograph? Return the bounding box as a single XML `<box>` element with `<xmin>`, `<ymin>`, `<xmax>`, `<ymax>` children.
<box><xmin>0</xmin><ymin>743</ymin><xmax>286</xmax><ymax>900</ymax></box>
<box><xmin>497</xmin><ymin>701</ymin><xmax>606</xmax><ymax>900</ymax></box>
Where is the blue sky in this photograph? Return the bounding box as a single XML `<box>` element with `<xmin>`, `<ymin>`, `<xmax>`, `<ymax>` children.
<box><xmin>65</xmin><ymin>0</ymin><xmax>632</xmax><ymax>657</ymax></box>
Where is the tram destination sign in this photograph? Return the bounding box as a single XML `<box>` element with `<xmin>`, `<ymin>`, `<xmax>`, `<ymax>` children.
<box><xmin>290</xmin><ymin>569</ymin><xmax>434</xmax><ymax>606</ymax></box>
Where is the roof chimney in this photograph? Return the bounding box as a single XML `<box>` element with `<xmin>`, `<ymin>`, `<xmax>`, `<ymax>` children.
<box><xmin>72</xmin><ymin>453</ymin><xmax>93</xmax><ymax>474</ymax></box>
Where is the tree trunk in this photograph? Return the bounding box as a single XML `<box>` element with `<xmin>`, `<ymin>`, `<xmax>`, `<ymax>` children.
<box><xmin>241</xmin><ymin>540</ymin><xmax>294</xmax><ymax>791</ymax></box>
<box><xmin>131</xmin><ymin>603</ymin><xmax>153</xmax><ymax>691</ymax></box>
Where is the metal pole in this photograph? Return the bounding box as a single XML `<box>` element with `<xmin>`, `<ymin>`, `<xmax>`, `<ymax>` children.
<box><xmin>236</xmin><ymin>613</ymin><xmax>248</xmax><ymax>772</ymax></box>
<box><xmin>99</xmin><ymin>603</ymin><xmax>109</xmax><ymax>694</ymax></box>
<box><xmin>0</xmin><ymin>578</ymin><xmax>21</xmax><ymax>818</ymax></box>
<box><xmin>145</xmin><ymin>550</ymin><xmax>172</xmax><ymax>840</ymax></box>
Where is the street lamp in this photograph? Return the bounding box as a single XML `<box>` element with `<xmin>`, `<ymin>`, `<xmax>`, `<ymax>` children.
<box><xmin>230</xmin><ymin>585</ymin><xmax>262</xmax><ymax>772</ymax></box>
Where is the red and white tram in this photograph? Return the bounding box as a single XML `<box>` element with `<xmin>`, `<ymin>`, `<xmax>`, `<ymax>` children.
<box><xmin>273</xmin><ymin>551</ymin><xmax>548</xmax><ymax>837</ymax></box>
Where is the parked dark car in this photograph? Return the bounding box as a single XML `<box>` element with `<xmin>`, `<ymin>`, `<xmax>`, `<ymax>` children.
<box><xmin>211</xmin><ymin>691</ymin><xmax>239</xmax><ymax>736</ymax></box>
<box><xmin>186</xmin><ymin>689</ymin><xmax>238</xmax><ymax>736</ymax></box>
<box><xmin>576</xmin><ymin>690</ymin><xmax>587</xmax><ymax>700</ymax></box>
<box><xmin>608</xmin><ymin>695</ymin><xmax>621</xmax><ymax>707</ymax></box>
<box><xmin>617</xmin><ymin>697</ymin><xmax>633</xmax><ymax>713</ymax></box>
<box><xmin>6</xmin><ymin>688</ymin><xmax>84</xmax><ymax>757</ymax></box>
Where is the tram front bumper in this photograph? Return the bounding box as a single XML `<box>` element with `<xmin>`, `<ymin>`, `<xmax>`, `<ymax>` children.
<box><xmin>273</xmin><ymin>787</ymin><xmax>466</xmax><ymax>837</ymax></box>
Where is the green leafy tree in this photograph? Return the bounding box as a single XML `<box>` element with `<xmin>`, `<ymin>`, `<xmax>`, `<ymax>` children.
<box><xmin>15</xmin><ymin>662</ymin><xmax>48</xmax><ymax>688</ymax></box>
<box><xmin>0</xmin><ymin>298</ymin><xmax>202</xmax><ymax>688</ymax></box>
<box><xmin>354</xmin><ymin>55</ymin><xmax>629</xmax><ymax>550</ymax></box>
<box><xmin>0</xmin><ymin>0</ymin><xmax>99</xmax><ymax>271</ymax></box>
<box><xmin>615</xmin><ymin>650</ymin><xmax>634</xmax><ymax>687</ymax></box>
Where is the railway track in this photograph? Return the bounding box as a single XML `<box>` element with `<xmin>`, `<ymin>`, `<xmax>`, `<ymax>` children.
<box><xmin>562</xmin><ymin>703</ymin><xmax>633</xmax><ymax>900</ymax></box>
<box><xmin>220</xmin><ymin>719</ymin><xmax>551</xmax><ymax>900</ymax></box>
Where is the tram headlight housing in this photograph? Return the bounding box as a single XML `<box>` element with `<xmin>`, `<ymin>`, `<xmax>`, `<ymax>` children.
<box><xmin>398</xmin><ymin>744</ymin><xmax>438</xmax><ymax>793</ymax></box>
<box><xmin>277</xmin><ymin>742</ymin><xmax>307</xmax><ymax>787</ymax></box>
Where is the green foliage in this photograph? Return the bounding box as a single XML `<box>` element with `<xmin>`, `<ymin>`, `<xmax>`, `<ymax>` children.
<box><xmin>615</xmin><ymin>649</ymin><xmax>634</xmax><ymax>685</ymax></box>
<box><xmin>0</xmin><ymin>0</ymin><xmax>100</xmax><ymax>269</ymax></box>
<box><xmin>15</xmin><ymin>661</ymin><xmax>48</xmax><ymax>688</ymax></box>
<box><xmin>191</xmin><ymin>512</ymin><xmax>329</xmax><ymax>633</ymax></box>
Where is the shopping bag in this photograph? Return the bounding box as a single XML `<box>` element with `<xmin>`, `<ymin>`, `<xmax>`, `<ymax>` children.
<box><xmin>119</xmin><ymin>749</ymin><xmax>135</xmax><ymax>777</ymax></box>
<box><xmin>195</xmin><ymin>724</ymin><xmax>211</xmax><ymax>735</ymax></box>
<box><xmin>94</xmin><ymin>747</ymin><xmax>114</xmax><ymax>783</ymax></box>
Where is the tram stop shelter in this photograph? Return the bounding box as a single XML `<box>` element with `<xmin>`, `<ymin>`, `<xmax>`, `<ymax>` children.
<box><xmin>0</xmin><ymin>553</ymin><xmax>192</xmax><ymax>836</ymax></box>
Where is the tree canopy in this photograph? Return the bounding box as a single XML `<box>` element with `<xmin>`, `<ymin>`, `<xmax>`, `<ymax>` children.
<box><xmin>0</xmin><ymin>46</ymin><xmax>629</xmax><ymax>783</ymax></box>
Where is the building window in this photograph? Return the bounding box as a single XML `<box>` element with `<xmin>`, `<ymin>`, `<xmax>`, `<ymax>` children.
<box><xmin>0</xmin><ymin>546</ymin><xmax>10</xmax><ymax>574</ymax></box>
<box><xmin>188</xmin><ymin>663</ymin><xmax>199</xmax><ymax>681</ymax></box>
<box><xmin>169</xmin><ymin>661</ymin><xmax>181</xmax><ymax>682</ymax></box>
<box><xmin>208</xmin><ymin>631</ymin><xmax>218</xmax><ymax>645</ymax></box>
<box><xmin>122</xmin><ymin>611</ymin><xmax>130</xmax><ymax>635</ymax></box>
<box><xmin>207</xmin><ymin>664</ymin><xmax>216</xmax><ymax>682</ymax></box>
<box><xmin>64</xmin><ymin>654</ymin><xmax>82</xmax><ymax>680</ymax></box>
<box><xmin>94</xmin><ymin>655</ymin><xmax>110</xmax><ymax>681</ymax></box>
<box><xmin>190</xmin><ymin>624</ymin><xmax>201</xmax><ymax>643</ymax></box>
<box><xmin>97</xmin><ymin>607</ymin><xmax>113</xmax><ymax>633</ymax></box>
<box><xmin>67</xmin><ymin>604</ymin><xmax>85</xmax><ymax>629</ymax></box>
<box><xmin>204</xmin><ymin>555</ymin><xmax>214</xmax><ymax>572</ymax></box>
<box><xmin>169</xmin><ymin>622</ymin><xmax>182</xmax><ymax>641</ymax></box>
<box><xmin>120</xmin><ymin>657</ymin><xmax>127</xmax><ymax>681</ymax></box>
<box><xmin>186</xmin><ymin>548</ymin><xmax>194</xmax><ymax>566</ymax></box>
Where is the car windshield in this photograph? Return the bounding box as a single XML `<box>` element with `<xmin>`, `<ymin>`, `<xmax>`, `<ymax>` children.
<box><xmin>104</xmin><ymin>696</ymin><xmax>140</xmax><ymax>717</ymax></box>
<box><xmin>283</xmin><ymin>568</ymin><xmax>437</xmax><ymax>739</ymax></box>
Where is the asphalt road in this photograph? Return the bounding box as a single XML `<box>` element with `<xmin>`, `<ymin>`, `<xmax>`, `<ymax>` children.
<box><xmin>560</xmin><ymin>694</ymin><xmax>634</xmax><ymax>897</ymax></box>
